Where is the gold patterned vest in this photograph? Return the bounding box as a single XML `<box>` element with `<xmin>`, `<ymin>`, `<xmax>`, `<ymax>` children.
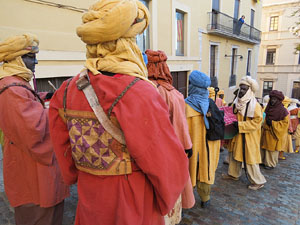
<box><xmin>59</xmin><ymin>77</ymin><xmax>140</xmax><ymax>176</ymax></box>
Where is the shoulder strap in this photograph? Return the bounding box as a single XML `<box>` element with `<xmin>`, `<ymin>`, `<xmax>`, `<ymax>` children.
<box><xmin>63</xmin><ymin>78</ymin><xmax>73</xmax><ymax>114</ymax></box>
<box><xmin>108</xmin><ymin>78</ymin><xmax>139</xmax><ymax>118</ymax></box>
<box><xmin>76</xmin><ymin>70</ymin><xmax>139</xmax><ymax>145</ymax></box>
<box><xmin>0</xmin><ymin>82</ymin><xmax>44</xmax><ymax>106</ymax></box>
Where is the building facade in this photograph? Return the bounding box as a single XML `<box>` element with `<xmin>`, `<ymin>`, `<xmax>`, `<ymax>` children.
<box><xmin>197</xmin><ymin>0</ymin><xmax>262</xmax><ymax>101</ymax></box>
<box><xmin>0</xmin><ymin>0</ymin><xmax>262</xmax><ymax>102</ymax></box>
<box><xmin>257</xmin><ymin>0</ymin><xmax>300</xmax><ymax>99</ymax></box>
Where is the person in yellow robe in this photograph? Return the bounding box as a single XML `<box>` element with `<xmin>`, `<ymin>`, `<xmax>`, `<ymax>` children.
<box><xmin>222</xmin><ymin>76</ymin><xmax>266</xmax><ymax>190</ymax></box>
<box><xmin>185</xmin><ymin>71</ymin><xmax>220</xmax><ymax>208</ymax></box>
<box><xmin>280</xmin><ymin>97</ymin><xmax>294</xmax><ymax>159</ymax></box>
<box><xmin>218</xmin><ymin>90</ymin><xmax>226</xmax><ymax>106</ymax></box>
<box><xmin>208</xmin><ymin>87</ymin><xmax>223</xmax><ymax>107</ymax></box>
<box><xmin>261</xmin><ymin>90</ymin><xmax>289</xmax><ymax>169</ymax></box>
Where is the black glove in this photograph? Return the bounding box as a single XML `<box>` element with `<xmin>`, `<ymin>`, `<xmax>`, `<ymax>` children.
<box><xmin>185</xmin><ymin>148</ymin><xmax>193</xmax><ymax>158</ymax></box>
<box><xmin>45</xmin><ymin>92</ymin><xmax>54</xmax><ymax>100</ymax></box>
<box><xmin>266</xmin><ymin>118</ymin><xmax>272</xmax><ymax>126</ymax></box>
<box><xmin>232</xmin><ymin>121</ymin><xmax>239</xmax><ymax>132</ymax></box>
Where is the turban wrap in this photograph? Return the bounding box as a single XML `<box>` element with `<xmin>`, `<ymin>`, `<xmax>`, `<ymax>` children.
<box><xmin>145</xmin><ymin>49</ymin><xmax>174</xmax><ymax>91</ymax></box>
<box><xmin>269</xmin><ymin>90</ymin><xmax>284</xmax><ymax>102</ymax></box>
<box><xmin>185</xmin><ymin>71</ymin><xmax>211</xmax><ymax>128</ymax></box>
<box><xmin>265</xmin><ymin>90</ymin><xmax>288</xmax><ymax>121</ymax></box>
<box><xmin>76</xmin><ymin>0</ymin><xmax>153</xmax><ymax>85</ymax></box>
<box><xmin>208</xmin><ymin>87</ymin><xmax>215</xmax><ymax>99</ymax></box>
<box><xmin>234</xmin><ymin>76</ymin><xmax>259</xmax><ymax>117</ymax></box>
<box><xmin>291</xmin><ymin>98</ymin><xmax>299</xmax><ymax>104</ymax></box>
<box><xmin>263</xmin><ymin>95</ymin><xmax>269</xmax><ymax>107</ymax></box>
<box><xmin>282</xmin><ymin>96</ymin><xmax>291</xmax><ymax>109</ymax></box>
<box><xmin>288</xmin><ymin>98</ymin><xmax>299</xmax><ymax>111</ymax></box>
<box><xmin>0</xmin><ymin>33</ymin><xmax>39</xmax><ymax>81</ymax></box>
<box><xmin>239</xmin><ymin>76</ymin><xmax>259</xmax><ymax>93</ymax></box>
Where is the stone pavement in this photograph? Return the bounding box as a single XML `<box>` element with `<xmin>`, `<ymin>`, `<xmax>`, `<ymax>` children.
<box><xmin>179</xmin><ymin>150</ymin><xmax>300</xmax><ymax>225</ymax></box>
<box><xmin>0</xmin><ymin>148</ymin><xmax>300</xmax><ymax>225</ymax></box>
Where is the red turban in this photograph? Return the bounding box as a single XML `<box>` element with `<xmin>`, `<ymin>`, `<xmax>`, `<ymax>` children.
<box><xmin>145</xmin><ymin>49</ymin><xmax>174</xmax><ymax>91</ymax></box>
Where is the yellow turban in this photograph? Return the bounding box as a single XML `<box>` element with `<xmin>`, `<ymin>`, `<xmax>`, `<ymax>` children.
<box><xmin>77</xmin><ymin>0</ymin><xmax>149</xmax><ymax>44</ymax></box>
<box><xmin>208</xmin><ymin>87</ymin><xmax>215</xmax><ymax>98</ymax></box>
<box><xmin>0</xmin><ymin>33</ymin><xmax>39</xmax><ymax>81</ymax></box>
<box><xmin>282</xmin><ymin>96</ymin><xmax>291</xmax><ymax>108</ymax></box>
<box><xmin>217</xmin><ymin>89</ymin><xmax>226</xmax><ymax>105</ymax></box>
<box><xmin>0</xmin><ymin>33</ymin><xmax>39</xmax><ymax>62</ymax></box>
<box><xmin>76</xmin><ymin>0</ymin><xmax>153</xmax><ymax>85</ymax></box>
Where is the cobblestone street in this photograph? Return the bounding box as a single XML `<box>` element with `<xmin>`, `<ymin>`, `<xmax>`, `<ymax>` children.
<box><xmin>1</xmin><ymin>148</ymin><xmax>300</xmax><ymax>225</ymax></box>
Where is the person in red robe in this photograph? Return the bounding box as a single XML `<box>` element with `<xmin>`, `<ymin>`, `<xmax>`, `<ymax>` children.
<box><xmin>146</xmin><ymin>49</ymin><xmax>195</xmax><ymax>224</ymax></box>
<box><xmin>49</xmin><ymin>1</ymin><xmax>189</xmax><ymax>225</ymax></box>
<box><xmin>0</xmin><ymin>34</ymin><xmax>69</xmax><ymax>225</ymax></box>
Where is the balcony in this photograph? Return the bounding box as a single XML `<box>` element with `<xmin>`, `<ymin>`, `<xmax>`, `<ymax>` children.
<box><xmin>207</xmin><ymin>11</ymin><xmax>261</xmax><ymax>44</ymax></box>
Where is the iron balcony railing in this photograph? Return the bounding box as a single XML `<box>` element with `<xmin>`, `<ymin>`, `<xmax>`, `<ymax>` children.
<box><xmin>207</xmin><ymin>11</ymin><xmax>261</xmax><ymax>44</ymax></box>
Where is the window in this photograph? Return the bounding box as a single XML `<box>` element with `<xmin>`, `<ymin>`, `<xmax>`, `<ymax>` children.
<box><xmin>212</xmin><ymin>0</ymin><xmax>220</xmax><ymax>11</ymax></box>
<box><xmin>234</xmin><ymin>0</ymin><xmax>240</xmax><ymax>19</ymax></box>
<box><xmin>136</xmin><ymin>0</ymin><xmax>150</xmax><ymax>52</ymax></box>
<box><xmin>171</xmin><ymin>71</ymin><xmax>188</xmax><ymax>97</ymax></box>
<box><xmin>36</xmin><ymin>77</ymin><xmax>71</xmax><ymax>92</ymax></box>
<box><xmin>250</xmin><ymin>9</ymin><xmax>255</xmax><ymax>27</ymax></box>
<box><xmin>262</xmin><ymin>81</ymin><xmax>273</xmax><ymax>97</ymax></box>
<box><xmin>176</xmin><ymin>11</ymin><xmax>185</xmax><ymax>56</ymax></box>
<box><xmin>298</xmin><ymin>52</ymin><xmax>300</xmax><ymax>64</ymax></box>
<box><xmin>266</xmin><ymin>49</ymin><xmax>276</xmax><ymax>65</ymax></box>
<box><xmin>250</xmin><ymin>9</ymin><xmax>255</xmax><ymax>38</ymax></box>
<box><xmin>210</xmin><ymin>45</ymin><xmax>218</xmax><ymax>87</ymax></box>
<box><xmin>211</xmin><ymin>0</ymin><xmax>219</xmax><ymax>30</ymax></box>
<box><xmin>292</xmin><ymin>81</ymin><xmax>300</xmax><ymax>99</ymax></box>
<box><xmin>269</xmin><ymin>16</ymin><xmax>278</xmax><ymax>31</ymax></box>
<box><xmin>228</xmin><ymin>48</ymin><xmax>238</xmax><ymax>87</ymax></box>
<box><xmin>246</xmin><ymin>50</ymin><xmax>252</xmax><ymax>76</ymax></box>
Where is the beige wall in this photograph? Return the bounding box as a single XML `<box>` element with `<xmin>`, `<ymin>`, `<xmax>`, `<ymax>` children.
<box><xmin>257</xmin><ymin>0</ymin><xmax>300</xmax><ymax>98</ymax></box>
<box><xmin>0</xmin><ymin>0</ymin><xmax>92</xmax><ymax>79</ymax></box>
<box><xmin>0</xmin><ymin>0</ymin><xmax>262</xmax><ymax>102</ymax></box>
<box><xmin>0</xmin><ymin>0</ymin><xmax>90</xmax><ymax>51</ymax></box>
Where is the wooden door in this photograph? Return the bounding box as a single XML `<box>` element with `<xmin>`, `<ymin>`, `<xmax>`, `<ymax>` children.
<box><xmin>171</xmin><ymin>71</ymin><xmax>187</xmax><ymax>98</ymax></box>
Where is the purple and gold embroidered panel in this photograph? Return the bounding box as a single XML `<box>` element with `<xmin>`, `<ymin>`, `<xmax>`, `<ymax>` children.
<box><xmin>67</xmin><ymin>117</ymin><xmax>120</xmax><ymax>170</ymax></box>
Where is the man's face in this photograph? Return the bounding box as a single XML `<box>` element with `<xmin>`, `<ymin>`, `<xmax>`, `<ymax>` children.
<box><xmin>21</xmin><ymin>53</ymin><xmax>38</xmax><ymax>72</ymax></box>
<box><xmin>219</xmin><ymin>94</ymin><xmax>224</xmax><ymax>99</ymax></box>
<box><xmin>270</xmin><ymin>96</ymin><xmax>278</xmax><ymax>106</ymax></box>
<box><xmin>238</xmin><ymin>84</ymin><xmax>249</xmax><ymax>98</ymax></box>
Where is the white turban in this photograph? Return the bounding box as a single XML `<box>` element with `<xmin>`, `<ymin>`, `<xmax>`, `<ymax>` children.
<box><xmin>239</xmin><ymin>76</ymin><xmax>259</xmax><ymax>93</ymax></box>
<box><xmin>235</xmin><ymin>76</ymin><xmax>259</xmax><ymax>117</ymax></box>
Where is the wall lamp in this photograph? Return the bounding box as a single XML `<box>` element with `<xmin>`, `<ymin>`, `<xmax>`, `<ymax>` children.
<box><xmin>225</xmin><ymin>54</ymin><xmax>243</xmax><ymax>60</ymax></box>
